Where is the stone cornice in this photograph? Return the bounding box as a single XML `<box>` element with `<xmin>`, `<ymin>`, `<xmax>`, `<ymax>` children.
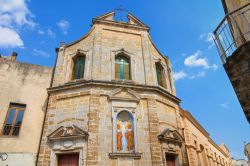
<box><xmin>48</xmin><ymin>80</ymin><xmax>181</xmax><ymax>104</ymax></box>
<box><xmin>180</xmin><ymin>110</ymin><xmax>210</xmax><ymax>137</ymax></box>
<box><xmin>92</xmin><ymin>19</ymin><xmax>150</xmax><ymax>31</ymax></box>
<box><xmin>181</xmin><ymin>110</ymin><xmax>229</xmax><ymax>158</ymax></box>
<box><xmin>64</xmin><ymin>27</ymin><xmax>95</xmax><ymax>48</ymax></box>
<box><xmin>109</xmin><ymin>152</ymin><xmax>142</xmax><ymax>159</ymax></box>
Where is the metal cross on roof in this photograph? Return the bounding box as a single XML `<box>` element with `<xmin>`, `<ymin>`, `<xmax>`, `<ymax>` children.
<box><xmin>114</xmin><ymin>5</ymin><xmax>129</xmax><ymax>22</ymax></box>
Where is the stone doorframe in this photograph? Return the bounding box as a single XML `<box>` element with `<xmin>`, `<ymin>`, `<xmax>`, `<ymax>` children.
<box><xmin>50</xmin><ymin>148</ymin><xmax>84</xmax><ymax>166</ymax></box>
<box><xmin>158</xmin><ymin>128</ymin><xmax>184</xmax><ymax>166</ymax></box>
<box><xmin>47</xmin><ymin>125</ymin><xmax>89</xmax><ymax>166</ymax></box>
<box><xmin>164</xmin><ymin>152</ymin><xmax>181</xmax><ymax>166</ymax></box>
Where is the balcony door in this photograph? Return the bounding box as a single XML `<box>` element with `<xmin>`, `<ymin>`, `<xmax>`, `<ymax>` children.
<box><xmin>58</xmin><ymin>153</ymin><xmax>79</xmax><ymax>166</ymax></box>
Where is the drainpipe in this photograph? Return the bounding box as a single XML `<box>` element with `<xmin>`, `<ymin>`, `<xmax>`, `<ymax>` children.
<box><xmin>35</xmin><ymin>47</ymin><xmax>59</xmax><ymax>166</ymax></box>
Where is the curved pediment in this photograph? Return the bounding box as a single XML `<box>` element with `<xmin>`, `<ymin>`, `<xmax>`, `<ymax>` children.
<box><xmin>47</xmin><ymin>125</ymin><xmax>88</xmax><ymax>141</ymax></box>
<box><xmin>158</xmin><ymin>128</ymin><xmax>184</xmax><ymax>145</ymax></box>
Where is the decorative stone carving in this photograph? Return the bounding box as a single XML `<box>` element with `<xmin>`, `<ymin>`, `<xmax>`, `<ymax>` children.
<box><xmin>47</xmin><ymin>125</ymin><xmax>88</xmax><ymax>166</ymax></box>
<box><xmin>47</xmin><ymin>125</ymin><xmax>89</xmax><ymax>141</ymax></box>
<box><xmin>63</xmin><ymin>141</ymin><xmax>73</xmax><ymax>148</ymax></box>
<box><xmin>158</xmin><ymin>128</ymin><xmax>183</xmax><ymax>146</ymax></box>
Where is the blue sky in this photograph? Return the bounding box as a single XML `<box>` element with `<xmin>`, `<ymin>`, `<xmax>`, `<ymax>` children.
<box><xmin>0</xmin><ymin>0</ymin><xmax>249</xmax><ymax>159</ymax></box>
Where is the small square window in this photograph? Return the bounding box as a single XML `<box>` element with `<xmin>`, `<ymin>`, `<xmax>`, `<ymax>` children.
<box><xmin>2</xmin><ymin>103</ymin><xmax>26</xmax><ymax>136</ymax></box>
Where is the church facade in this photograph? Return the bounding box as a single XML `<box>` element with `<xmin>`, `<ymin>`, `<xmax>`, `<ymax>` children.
<box><xmin>37</xmin><ymin>11</ymin><xmax>188</xmax><ymax>166</ymax></box>
<box><xmin>0</xmin><ymin>11</ymin><xmax>233</xmax><ymax>166</ymax></box>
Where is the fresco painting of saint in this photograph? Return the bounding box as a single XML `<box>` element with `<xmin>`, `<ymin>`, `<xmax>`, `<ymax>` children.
<box><xmin>116</xmin><ymin>111</ymin><xmax>134</xmax><ymax>152</ymax></box>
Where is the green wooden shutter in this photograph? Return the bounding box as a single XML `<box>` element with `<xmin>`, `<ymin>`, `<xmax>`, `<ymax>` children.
<box><xmin>115</xmin><ymin>63</ymin><xmax>120</xmax><ymax>79</ymax></box>
<box><xmin>124</xmin><ymin>63</ymin><xmax>130</xmax><ymax>80</ymax></box>
<box><xmin>74</xmin><ymin>56</ymin><xmax>85</xmax><ymax>79</ymax></box>
<box><xmin>156</xmin><ymin>65</ymin><xmax>161</xmax><ymax>85</ymax></box>
<box><xmin>120</xmin><ymin>60</ymin><xmax>125</xmax><ymax>79</ymax></box>
<box><xmin>115</xmin><ymin>55</ymin><xmax>131</xmax><ymax>80</ymax></box>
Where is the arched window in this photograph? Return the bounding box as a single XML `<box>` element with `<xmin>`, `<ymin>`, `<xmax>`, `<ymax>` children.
<box><xmin>72</xmin><ymin>55</ymin><xmax>85</xmax><ymax>80</ymax></box>
<box><xmin>115</xmin><ymin>54</ymin><xmax>131</xmax><ymax>80</ymax></box>
<box><xmin>155</xmin><ymin>62</ymin><xmax>166</xmax><ymax>88</ymax></box>
<box><xmin>116</xmin><ymin>111</ymin><xmax>134</xmax><ymax>152</ymax></box>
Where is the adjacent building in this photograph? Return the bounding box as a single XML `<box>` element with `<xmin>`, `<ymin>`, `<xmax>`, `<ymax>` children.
<box><xmin>213</xmin><ymin>0</ymin><xmax>250</xmax><ymax>123</ymax></box>
<box><xmin>232</xmin><ymin>159</ymin><xmax>248</xmax><ymax>166</ymax></box>
<box><xmin>0</xmin><ymin>11</ymin><xmax>234</xmax><ymax>166</ymax></box>
<box><xmin>245</xmin><ymin>142</ymin><xmax>250</xmax><ymax>165</ymax></box>
<box><xmin>181</xmin><ymin>110</ymin><xmax>232</xmax><ymax>166</ymax></box>
<box><xmin>0</xmin><ymin>53</ymin><xmax>52</xmax><ymax>165</ymax></box>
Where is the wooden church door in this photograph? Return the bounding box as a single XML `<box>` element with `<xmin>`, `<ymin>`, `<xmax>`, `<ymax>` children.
<box><xmin>165</xmin><ymin>154</ymin><xmax>176</xmax><ymax>166</ymax></box>
<box><xmin>58</xmin><ymin>153</ymin><xmax>79</xmax><ymax>166</ymax></box>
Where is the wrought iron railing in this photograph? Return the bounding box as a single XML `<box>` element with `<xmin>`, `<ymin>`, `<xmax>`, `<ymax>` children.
<box><xmin>2</xmin><ymin>124</ymin><xmax>21</xmax><ymax>136</ymax></box>
<box><xmin>213</xmin><ymin>3</ymin><xmax>250</xmax><ymax>64</ymax></box>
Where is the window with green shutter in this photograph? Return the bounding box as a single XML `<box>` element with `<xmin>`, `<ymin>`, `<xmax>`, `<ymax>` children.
<box><xmin>115</xmin><ymin>54</ymin><xmax>131</xmax><ymax>80</ymax></box>
<box><xmin>156</xmin><ymin>62</ymin><xmax>166</xmax><ymax>88</ymax></box>
<box><xmin>72</xmin><ymin>56</ymin><xmax>85</xmax><ymax>80</ymax></box>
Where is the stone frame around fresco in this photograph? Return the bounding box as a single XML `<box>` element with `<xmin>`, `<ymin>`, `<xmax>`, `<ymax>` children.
<box><xmin>109</xmin><ymin>98</ymin><xmax>142</xmax><ymax>159</ymax></box>
<box><xmin>47</xmin><ymin>125</ymin><xmax>89</xmax><ymax>166</ymax></box>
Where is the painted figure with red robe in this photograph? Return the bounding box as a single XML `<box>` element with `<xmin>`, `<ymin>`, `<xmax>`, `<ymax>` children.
<box><xmin>116</xmin><ymin>112</ymin><xmax>134</xmax><ymax>152</ymax></box>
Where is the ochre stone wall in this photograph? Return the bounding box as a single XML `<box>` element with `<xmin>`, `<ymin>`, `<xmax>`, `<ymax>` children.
<box><xmin>52</xmin><ymin>22</ymin><xmax>175</xmax><ymax>95</ymax></box>
<box><xmin>181</xmin><ymin>111</ymin><xmax>232</xmax><ymax>166</ymax></box>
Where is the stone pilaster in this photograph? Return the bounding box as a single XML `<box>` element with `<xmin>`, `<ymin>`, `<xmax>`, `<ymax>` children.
<box><xmin>86</xmin><ymin>94</ymin><xmax>101</xmax><ymax>165</ymax></box>
<box><xmin>141</xmin><ymin>33</ymin><xmax>154</xmax><ymax>86</ymax></box>
<box><xmin>37</xmin><ymin>95</ymin><xmax>57</xmax><ymax>166</ymax></box>
<box><xmin>147</xmin><ymin>98</ymin><xmax>163</xmax><ymax>166</ymax></box>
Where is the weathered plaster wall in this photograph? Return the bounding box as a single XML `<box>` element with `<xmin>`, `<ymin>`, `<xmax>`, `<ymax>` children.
<box><xmin>0</xmin><ymin>58</ymin><xmax>52</xmax><ymax>165</ymax></box>
<box><xmin>232</xmin><ymin>159</ymin><xmax>248</xmax><ymax>166</ymax></box>
<box><xmin>0</xmin><ymin>153</ymin><xmax>37</xmax><ymax>166</ymax></box>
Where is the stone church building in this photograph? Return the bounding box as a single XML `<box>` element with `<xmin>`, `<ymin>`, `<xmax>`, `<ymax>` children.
<box><xmin>0</xmin><ymin>12</ymin><xmax>232</xmax><ymax>166</ymax></box>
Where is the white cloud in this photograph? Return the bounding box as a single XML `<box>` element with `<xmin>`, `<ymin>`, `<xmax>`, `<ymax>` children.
<box><xmin>199</xmin><ymin>32</ymin><xmax>213</xmax><ymax>42</ymax></box>
<box><xmin>220</xmin><ymin>103</ymin><xmax>229</xmax><ymax>109</ymax></box>
<box><xmin>47</xmin><ymin>28</ymin><xmax>56</xmax><ymax>38</ymax></box>
<box><xmin>38</xmin><ymin>30</ymin><xmax>45</xmax><ymax>35</ymax></box>
<box><xmin>0</xmin><ymin>26</ymin><xmax>24</xmax><ymax>48</ymax></box>
<box><xmin>184</xmin><ymin>50</ymin><xmax>218</xmax><ymax>70</ymax></box>
<box><xmin>33</xmin><ymin>49</ymin><xmax>50</xmax><ymax>58</ymax></box>
<box><xmin>57</xmin><ymin>19</ymin><xmax>70</xmax><ymax>35</ymax></box>
<box><xmin>0</xmin><ymin>0</ymin><xmax>35</xmax><ymax>48</ymax></box>
<box><xmin>199</xmin><ymin>32</ymin><xmax>215</xmax><ymax>50</ymax></box>
<box><xmin>184</xmin><ymin>50</ymin><xmax>208</xmax><ymax>68</ymax></box>
<box><xmin>189</xmin><ymin>71</ymin><xmax>206</xmax><ymax>79</ymax></box>
<box><xmin>0</xmin><ymin>0</ymin><xmax>35</xmax><ymax>27</ymax></box>
<box><xmin>173</xmin><ymin>71</ymin><xmax>188</xmax><ymax>81</ymax></box>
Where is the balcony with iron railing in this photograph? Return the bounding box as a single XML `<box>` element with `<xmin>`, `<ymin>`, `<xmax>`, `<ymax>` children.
<box><xmin>213</xmin><ymin>2</ymin><xmax>250</xmax><ymax>64</ymax></box>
